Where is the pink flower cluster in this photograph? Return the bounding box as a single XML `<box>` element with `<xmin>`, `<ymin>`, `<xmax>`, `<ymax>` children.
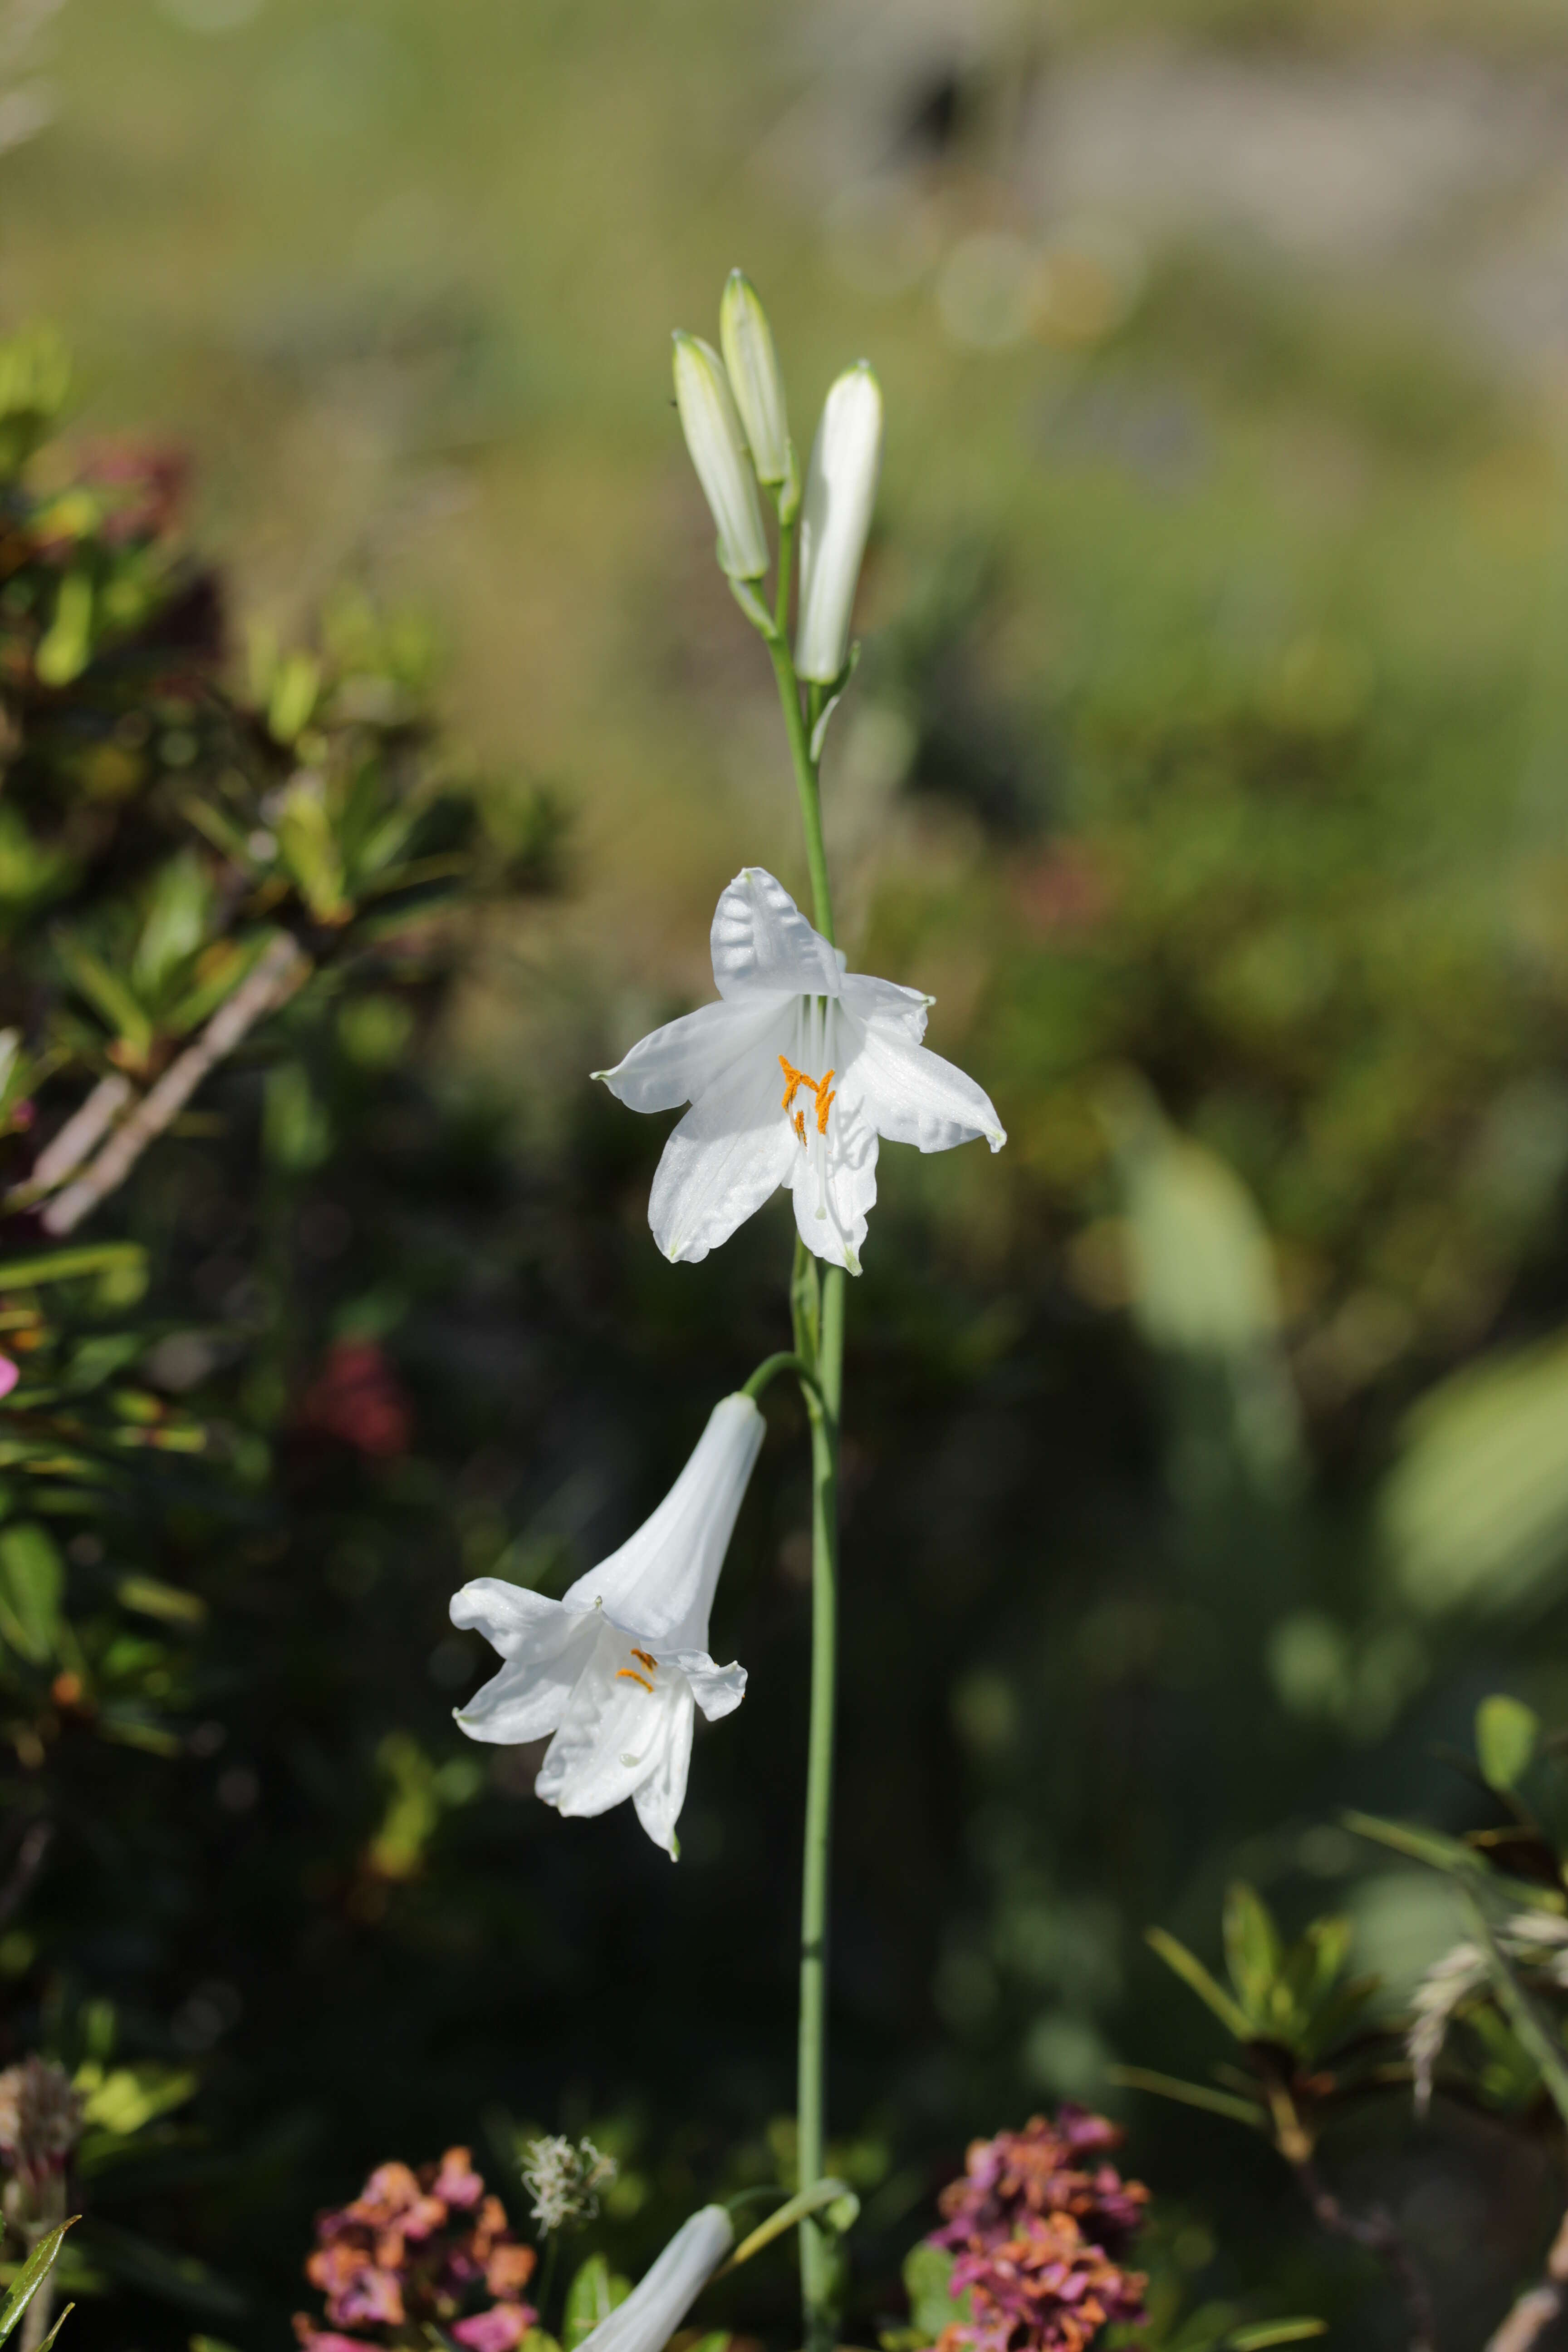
<box><xmin>928</xmin><ymin>2110</ymin><xmax>1149</xmax><ymax>2352</ymax></box>
<box><xmin>295</xmin><ymin>2146</ymin><xmax>537</xmax><ymax>2352</ymax></box>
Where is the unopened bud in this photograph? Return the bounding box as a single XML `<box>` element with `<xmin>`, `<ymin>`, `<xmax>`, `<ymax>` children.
<box><xmin>719</xmin><ymin>271</ymin><xmax>790</xmax><ymax>489</ymax></box>
<box><xmin>671</xmin><ymin>333</ymin><xmax>769</xmax><ymax>583</ymax></box>
<box><xmin>795</xmin><ymin>363</ymin><xmax>882</xmax><ymax>684</ymax></box>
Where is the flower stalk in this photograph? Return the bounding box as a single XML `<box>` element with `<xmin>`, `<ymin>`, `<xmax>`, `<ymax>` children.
<box><xmin>767</xmin><ymin>606</ymin><xmax>845</xmax><ymax>2352</ymax></box>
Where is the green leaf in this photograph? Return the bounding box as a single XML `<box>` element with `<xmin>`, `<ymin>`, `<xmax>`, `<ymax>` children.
<box><xmin>115</xmin><ymin>1576</ymin><xmax>206</xmax><ymax>1627</ymax></box>
<box><xmin>1477</xmin><ymin>1695</ymin><xmax>1540</xmax><ymax>1794</ymax></box>
<box><xmin>902</xmin><ymin>2243</ymin><xmax>971</xmax><ymax>2347</ymax></box>
<box><xmin>1382</xmin><ymin>1327</ymin><xmax>1568</xmax><ymax>1615</ymax></box>
<box><xmin>57</xmin><ymin>944</ymin><xmax>152</xmax><ymax>1058</ymax></box>
<box><xmin>0</xmin><ymin>1522</ymin><xmax>64</xmax><ymax>1661</ymax></box>
<box><xmin>1223</xmin><ymin>1883</ymin><xmax>1283</xmax><ymax>2026</ymax></box>
<box><xmin>131</xmin><ymin>854</ymin><xmax>212</xmax><ymax>1000</ymax></box>
<box><xmin>563</xmin><ymin>2254</ymin><xmax>631</xmax><ymax>2347</ymax></box>
<box><xmin>0</xmin><ymin>2221</ymin><xmax>76</xmax><ymax>2346</ymax></box>
<box><xmin>1145</xmin><ymin>1926</ymin><xmax>1252</xmax><ymax>2039</ymax></box>
<box><xmin>1107</xmin><ymin>2065</ymin><xmax>1266</xmax><ymax>2130</ymax></box>
<box><xmin>1342</xmin><ymin>1810</ymin><xmax>1486</xmax><ymax>1877</ymax></box>
<box><xmin>32</xmin><ymin>2302</ymin><xmax>73</xmax><ymax>2352</ymax></box>
<box><xmin>1225</xmin><ymin>2323</ymin><xmax>1327</xmax><ymax>2349</ymax></box>
<box><xmin>276</xmin><ymin>783</ymin><xmax>348</xmax><ymax>922</ymax></box>
<box><xmin>0</xmin><ymin>1245</ymin><xmax>146</xmax><ymax>1292</ymax></box>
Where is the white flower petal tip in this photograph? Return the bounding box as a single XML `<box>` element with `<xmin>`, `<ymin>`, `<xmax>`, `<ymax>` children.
<box><xmin>796</xmin><ymin>362</ymin><xmax>883</xmax><ymax>684</ymax></box>
<box><xmin>720</xmin><ymin>271</ymin><xmax>790</xmax><ymax>489</ymax></box>
<box><xmin>604</xmin><ymin>870</ymin><xmax>1004</xmax><ymax>1266</ymax></box>
<box><xmin>449</xmin><ymin>1396</ymin><xmax>762</xmax><ymax>1852</ymax></box>
<box><xmin>672</xmin><ymin>333</ymin><xmax>769</xmax><ymax>583</ymax></box>
<box><xmin>573</xmin><ymin>2206</ymin><xmax>734</xmax><ymax>2352</ymax></box>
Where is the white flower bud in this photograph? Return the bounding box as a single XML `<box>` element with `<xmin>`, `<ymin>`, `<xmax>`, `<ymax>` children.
<box><xmin>719</xmin><ymin>270</ymin><xmax>790</xmax><ymax>489</ymax></box>
<box><xmin>671</xmin><ymin>332</ymin><xmax>769</xmax><ymax>583</ymax></box>
<box><xmin>795</xmin><ymin>362</ymin><xmax>882</xmax><ymax>684</ymax></box>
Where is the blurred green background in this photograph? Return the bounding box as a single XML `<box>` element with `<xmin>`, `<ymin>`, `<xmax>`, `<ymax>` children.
<box><xmin>12</xmin><ymin>0</ymin><xmax>1568</xmax><ymax>2344</ymax></box>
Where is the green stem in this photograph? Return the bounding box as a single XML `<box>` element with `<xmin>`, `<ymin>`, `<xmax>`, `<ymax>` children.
<box><xmin>764</xmin><ymin>621</ymin><xmax>844</xmax><ymax>2352</ymax></box>
<box><xmin>741</xmin><ymin>1350</ymin><xmax>822</xmax><ymax>1405</ymax></box>
<box><xmin>767</xmin><ymin>637</ymin><xmax>834</xmax><ymax>949</ymax></box>
<box><xmin>797</xmin><ymin>1263</ymin><xmax>843</xmax><ymax>2352</ymax></box>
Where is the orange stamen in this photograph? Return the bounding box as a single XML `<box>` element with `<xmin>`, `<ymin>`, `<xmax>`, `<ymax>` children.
<box><xmin>616</xmin><ymin>1668</ymin><xmax>655</xmax><ymax>1694</ymax></box>
<box><xmin>631</xmin><ymin>1648</ymin><xmax>657</xmax><ymax>1671</ymax></box>
<box><xmin>780</xmin><ymin>1055</ymin><xmax>837</xmax><ymax>1139</ymax></box>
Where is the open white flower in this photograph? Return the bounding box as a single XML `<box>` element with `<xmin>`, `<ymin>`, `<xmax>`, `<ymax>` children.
<box><xmin>573</xmin><ymin>2206</ymin><xmax>733</xmax><ymax>2352</ymax></box>
<box><xmin>595</xmin><ymin>867</ymin><xmax>1005</xmax><ymax>1272</ymax></box>
<box><xmin>450</xmin><ymin>1394</ymin><xmax>762</xmax><ymax>1858</ymax></box>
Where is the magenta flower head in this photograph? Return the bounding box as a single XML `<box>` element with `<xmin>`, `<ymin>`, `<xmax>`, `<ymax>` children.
<box><xmin>295</xmin><ymin>2146</ymin><xmax>536</xmax><ymax>2352</ymax></box>
<box><xmin>927</xmin><ymin>2111</ymin><xmax>1149</xmax><ymax>2352</ymax></box>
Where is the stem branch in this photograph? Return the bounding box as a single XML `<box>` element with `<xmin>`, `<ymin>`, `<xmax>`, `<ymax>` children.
<box><xmin>40</xmin><ymin>933</ymin><xmax>308</xmax><ymax>1235</ymax></box>
<box><xmin>1290</xmin><ymin>2156</ymin><xmax>1435</xmax><ymax>2352</ymax></box>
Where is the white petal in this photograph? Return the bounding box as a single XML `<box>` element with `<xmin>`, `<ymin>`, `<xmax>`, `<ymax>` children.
<box><xmin>564</xmin><ymin>1393</ymin><xmax>764</xmax><ymax>1651</ymax></box>
<box><xmin>595</xmin><ymin>996</ymin><xmax>776</xmax><ymax>1113</ymax></box>
<box><xmin>536</xmin><ymin>1625</ymin><xmax>685</xmax><ymax>1819</ymax></box>
<box><xmin>852</xmin><ymin>1018</ymin><xmax>1006</xmax><ymax>1154</ymax></box>
<box><xmin>710</xmin><ymin>868</ymin><xmax>839</xmax><ymax>1001</ymax></box>
<box><xmin>632</xmin><ymin>1682</ymin><xmax>695</xmax><ymax>1857</ymax></box>
<box><xmin>839</xmin><ymin>969</ymin><xmax>932</xmax><ymax>1044</ymax></box>
<box><xmin>648</xmin><ymin>1044</ymin><xmax>796</xmax><ymax>1264</ymax></box>
<box><xmin>784</xmin><ymin>1061</ymin><xmax>879</xmax><ymax>1273</ymax></box>
<box><xmin>795</xmin><ymin>363</ymin><xmax>882</xmax><ymax>683</ymax></box>
<box><xmin>672</xmin><ymin>334</ymin><xmax>769</xmax><ymax>582</ymax></box>
<box><xmin>668</xmin><ymin>1648</ymin><xmax>748</xmax><ymax>1722</ymax></box>
<box><xmin>450</xmin><ymin>1580</ymin><xmax>595</xmax><ymax>1745</ymax></box>
<box><xmin>573</xmin><ymin>2209</ymin><xmax>733</xmax><ymax>2352</ymax></box>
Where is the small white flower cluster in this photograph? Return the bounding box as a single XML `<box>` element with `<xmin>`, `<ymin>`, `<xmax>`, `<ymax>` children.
<box><xmin>519</xmin><ymin>2133</ymin><xmax>618</xmax><ymax>2234</ymax></box>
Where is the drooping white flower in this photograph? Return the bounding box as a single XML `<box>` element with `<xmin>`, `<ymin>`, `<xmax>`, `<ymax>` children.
<box><xmin>719</xmin><ymin>270</ymin><xmax>790</xmax><ymax>490</ymax></box>
<box><xmin>671</xmin><ymin>333</ymin><xmax>769</xmax><ymax>583</ymax></box>
<box><xmin>573</xmin><ymin>2206</ymin><xmax>733</xmax><ymax>2352</ymax></box>
<box><xmin>795</xmin><ymin>362</ymin><xmax>882</xmax><ymax>683</ymax></box>
<box><xmin>451</xmin><ymin>1395</ymin><xmax>762</xmax><ymax>1858</ymax></box>
<box><xmin>595</xmin><ymin>867</ymin><xmax>1005</xmax><ymax>1272</ymax></box>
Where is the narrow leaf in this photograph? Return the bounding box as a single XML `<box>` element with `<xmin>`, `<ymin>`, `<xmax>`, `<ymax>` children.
<box><xmin>0</xmin><ymin>2221</ymin><xmax>75</xmax><ymax>2346</ymax></box>
<box><xmin>1342</xmin><ymin>1810</ymin><xmax>1485</xmax><ymax>1877</ymax></box>
<box><xmin>1225</xmin><ymin>2323</ymin><xmax>1327</xmax><ymax>2350</ymax></box>
<box><xmin>31</xmin><ymin>2303</ymin><xmax>72</xmax><ymax>2352</ymax></box>
<box><xmin>1107</xmin><ymin>2064</ymin><xmax>1265</xmax><ymax>2130</ymax></box>
<box><xmin>1145</xmin><ymin>1927</ymin><xmax>1252</xmax><ymax>2038</ymax></box>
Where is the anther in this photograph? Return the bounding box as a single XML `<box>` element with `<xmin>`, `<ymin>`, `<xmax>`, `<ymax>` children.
<box><xmin>793</xmin><ymin>1111</ymin><xmax>807</xmax><ymax>1148</ymax></box>
<box><xmin>631</xmin><ymin>1648</ymin><xmax>657</xmax><ymax>1671</ymax></box>
<box><xmin>616</xmin><ymin>1669</ymin><xmax>655</xmax><ymax>1694</ymax></box>
<box><xmin>816</xmin><ymin>1075</ymin><xmax>835</xmax><ymax>1135</ymax></box>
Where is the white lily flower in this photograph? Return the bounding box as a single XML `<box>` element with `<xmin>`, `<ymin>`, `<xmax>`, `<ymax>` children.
<box><xmin>672</xmin><ymin>333</ymin><xmax>769</xmax><ymax>583</ymax></box>
<box><xmin>573</xmin><ymin>2206</ymin><xmax>733</xmax><ymax>2352</ymax></box>
<box><xmin>451</xmin><ymin>1394</ymin><xmax>762</xmax><ymax>1858</ymax></box>
<box><xmin>795</xmin><ymin>362</ymin><xmax>882</xmax><ymax>684</ymax></box>
<box><xmin>719</xmin><ymin>270</ymin><xmax>790</xmax><ymax>490</ymax></box>
<box><xmin>595</xmin><ymin>867</ymin><xmax>1005</xmax><ymax>1272</ymax></box>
